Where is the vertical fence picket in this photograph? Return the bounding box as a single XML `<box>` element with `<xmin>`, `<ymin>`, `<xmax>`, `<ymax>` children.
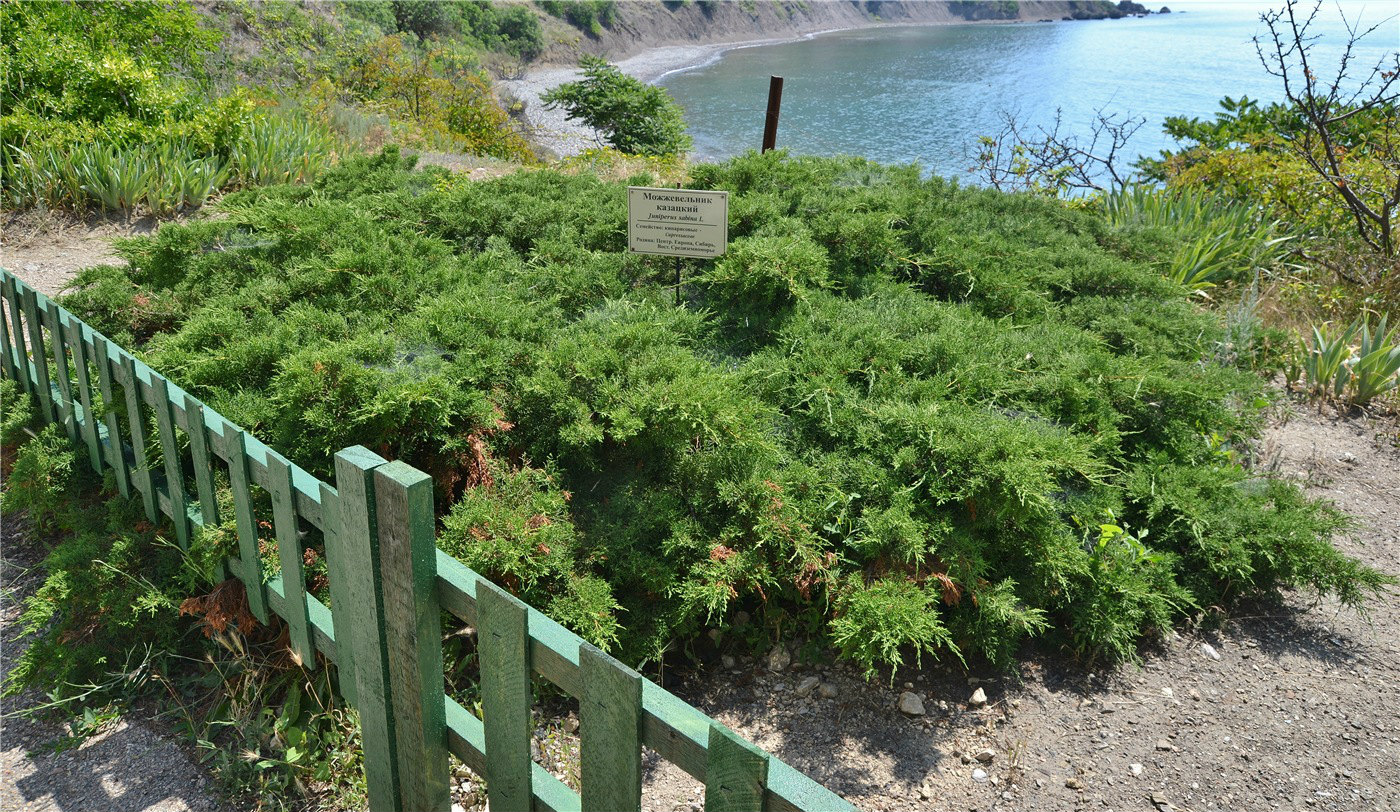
<box><xmin>92</xmin><ymin>335</ymin><xmax>130</xmax><ymax>497</ymax></box>
<box><xmin>229</xmin><ymin>431</ymin><xmax>269</xmax><ymax>624</ymax></box>
<box><xmin>3</xmin><ymin>278</ymin><xmax>30</xmax><ymax>391</ymax></box>
<box><xmin>374</xmin><ymin>461</ymin><xmax>449</xmax><ymax>812</ymax></box>
<box><xmin>182</xmin><ymin>394</ymin><xmax>220</xmax><ymax>527</ymax></box>
<box><xmin>0</xmin><ymin>291</ymin><xmax>16</xmax><ymax>383</ymax></box>
<box><xmin>705</xmin><ymin>725</ymin><xmax>770</xmax><ymax>812</ymax></box>
<box><xmin>43</xmin><ymin>301</ymin><xmax>77</xmax><ymax>442</ymax></box>
<box><xmin>580</xmin><ymin>643</ymin><xmax>644</xmax><ymax>812</ymax></box>
<box><xmin>66</xmin><ymin>319</ymin><xmax>103</xmax><ymax>473</ymax></box>
<box><xmin>318</xmin><ymin>480</ymin><xmax>357</xmax><ymax>706</ymax></box>
<box><xmin>268</xmin><ymin>454</ymin><xmax>315</xmax><ymax>669</ymax></box>
<box><xmin>333</xmin><ymin>445</ymin><xmax>400</xmax><ymax>812</ymax></box>
<box><xmin>150</xmin><ymin>376</ymin><xmax>191</xmax><ymax>548</ymax></box>
<box><xmin>119</xmin><ymin>355</ymin><xmax>157</xmax><ymax>522</ymax></box>
<box><xmin>21</xmin><ymin>289</ymin><xmax>54</xmax><ymax>423</ymax></box>
<box><xmin>478</xmin><ymin>579</ymin><xmax>533</xmax><ymax>812</ymax></box>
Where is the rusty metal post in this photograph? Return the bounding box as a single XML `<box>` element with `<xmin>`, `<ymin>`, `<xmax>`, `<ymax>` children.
<box><xmin>761</xmin><ymin>76</ymin><xmax>784</xmax><ymax>153</ymax></box>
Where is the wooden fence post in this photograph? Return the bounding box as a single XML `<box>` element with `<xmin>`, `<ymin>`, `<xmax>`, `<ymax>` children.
<box><xmin>477</xmin><ymin>579</ymin><xmax>533</xmax><ymax>812</ymax></box>
<box><xmin>374</xmin><ymin>461</ymin><xmax>449</xmax><ymax>812</ymax></box>
<box><xmin>333</xmin><ymin>446</ymin><xmax>400</xmax><ymax>811</ymax></box>
<box><xmin>706</xmin><ymin>724</ymin><xmax>769</xmax><ymax>812</ymax></box>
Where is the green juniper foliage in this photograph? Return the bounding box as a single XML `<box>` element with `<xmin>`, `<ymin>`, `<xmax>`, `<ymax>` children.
<box><xmin>57</xmin><ymin>148</ymin><xmax>1392</xmax><ymax>673</ymax></box>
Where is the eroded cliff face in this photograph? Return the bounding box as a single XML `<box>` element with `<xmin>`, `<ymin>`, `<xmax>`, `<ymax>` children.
<box><xmin>534</xmin><ymin>1</ymin><xmax>1139</xmax><ymax>64</ymax></box>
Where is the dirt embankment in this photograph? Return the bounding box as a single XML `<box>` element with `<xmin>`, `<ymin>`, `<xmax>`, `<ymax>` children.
<box><xmin>535</xmin><ymin>1</ymin><xmax>1152</xmax><ymax>66</ymax></box>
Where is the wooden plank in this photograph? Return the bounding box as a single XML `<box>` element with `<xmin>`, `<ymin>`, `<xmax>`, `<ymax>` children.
<box><xmin>229</xmin><ymin>430</ymin><xmax>269</xmax><ymax>624</ymax></box>
<box><xmin>705</xmin><ymin>725</ymin><xmax>768</xmax><ymax>812</ymax></box>
<box><xmin>3</xmin><ymin>276</ymin><xmax>31</xmax><ymax>393</ymax></box>
<box><xmin>580</xmin><ymin>644</ymin><xmax>643</xmax><ymax>812</ymax></box>
<box><xmin>0</xmin><ymin>288</ymin><xmax>16</xmax><ymax>384</ymax></box>
<box><xmin>64</xmin><ymin>314</ymin><xmax>103</xmax><ymax>474</ymax></box>
<box><xmin>332</xmin><ymin>445</ymin><xmax>400</xmax><ymax>812</ymax></box>
<box><xmin>43</xmin><ymin>300</ymin><xmax>77</xmax><ymax>441</ymax></box>
<box><xmin>477</xmin><ymin>578</ymin><xmax>533</xmax><ymax>812</ymax></box>
<box><xmin>90</xmin><ymin>334</ymin><xmax>129</xmax><ymax>495</ymax></box>
<box><xmin>374</xmin><ymin>461</ymin><xmax>449</xmax><ymax>812</ymax></box>
<box><xmin>149</xmin><ymin>376</ymin><xmax>191</xmax><ymax>548</ymax></box>
<box><xmin>268</xmin><ymin>454</ymin><xmax>315</xmax><ymax>670</ymax></box>
<box><xmin>21</xmin><ymin>288</ymin><xmax>54</xmax><ymax>423</ymax></box>
<box><xmin>182</xmin><ymin>393</ymin><xmax>220</xmax><ymax>527</ymax></box>
<box><xmin>319</xmin><ymin>481</ymin><xmax>356</xmax><ymax>706</ymax></box>
<box><xmin>119</xmin><ymin>354</ymin><xmax>157</xmax><ymax>521</ymax></box>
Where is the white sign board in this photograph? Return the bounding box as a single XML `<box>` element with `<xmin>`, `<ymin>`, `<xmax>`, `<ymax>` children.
<box><xmin>627</xmin><ymin>186</ymin><xmax>729</xmax><ymax>259</ymax></box>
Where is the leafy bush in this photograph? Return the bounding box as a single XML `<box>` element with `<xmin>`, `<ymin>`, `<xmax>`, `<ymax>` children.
<box><xmin>542</xmin><ymin>57</ymin><xmax>692</xmax><ymax>157</ymax></box>
<box><xmin>57</xmin><ymin>149</ymin><xmax>1392</xmax><ymax>671</ymax></box>
<box><xmin>539</xmin><ymin>1</ymin><xmax>618</xmax><ymax>36</ymax></box>
<box><xmin>1</xmin><ymin>0</ymin><xmax>336</xmax><ymax>214</ymax></box>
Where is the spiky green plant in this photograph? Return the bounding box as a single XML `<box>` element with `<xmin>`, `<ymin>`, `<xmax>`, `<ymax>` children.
<box><xmin>1102</xmin><ymin>185</ymin><xmax>1295</xmax><ymax>289</ymax></box>
<box><xmin>1349</xmin><ymin>315</ymin><xmax>1400</xmax><ymax>404</ymax></box>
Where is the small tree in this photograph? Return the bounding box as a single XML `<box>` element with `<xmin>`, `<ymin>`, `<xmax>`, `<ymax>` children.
<box><xmin>541</xmin><ymin>56</ymin><xmax>692</xmax><ymax>157</ymax></box>
<box><xmin>1256</xmin><ymin>0</ymin><xmax>1400</xmax><ymax>256</ymax></box>
<box><xmin>971</xmin><ymin>107</ymin><xmax>1146</xmax><ymax>195</ymax></box>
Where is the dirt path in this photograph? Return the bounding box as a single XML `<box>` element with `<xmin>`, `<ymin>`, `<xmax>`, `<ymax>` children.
<box><xmin>0</xmin><ymin>516</ymin><xmax>228</xmax><ymax>812</ymax></box>
<box><xmin>644</xmin><ymin>405</ymin><xmax>1400</xmax><ymax>812</ymax></box>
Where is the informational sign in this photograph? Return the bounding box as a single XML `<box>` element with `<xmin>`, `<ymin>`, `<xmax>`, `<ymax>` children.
<box><xmin>627</xmin><ymin>186</ymin><xmax>729</xmax><ymax>259</ymax></box>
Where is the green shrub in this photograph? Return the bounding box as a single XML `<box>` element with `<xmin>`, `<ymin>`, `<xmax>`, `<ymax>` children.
<box><xmin>56</xmin><ymin>150</ymin><xmax>1393</xmax><ymax>671</ymax></box>
<box><xmin>542</xmin><ymin>57</ymin><xmax>692</xmax><ymax>157</ymax></box>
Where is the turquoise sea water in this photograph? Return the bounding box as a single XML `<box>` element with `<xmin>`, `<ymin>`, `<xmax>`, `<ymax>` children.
<box><xmin>659</xmin><ymin>1</ymin><xmax>1398</xmax><ymax>178</ymax></box>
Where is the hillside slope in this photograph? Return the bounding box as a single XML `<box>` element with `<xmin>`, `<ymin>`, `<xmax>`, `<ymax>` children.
<box><xmin>536</xmin><ymin>1</ymin><xmax>1154</xmax><ymax>64</ymax></box>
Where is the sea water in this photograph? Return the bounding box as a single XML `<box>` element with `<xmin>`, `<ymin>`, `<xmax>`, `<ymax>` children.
<box><xmin>659</xmin><ymin>1</ymin><xmax>1398</xmax><ymax>179</ymax></box>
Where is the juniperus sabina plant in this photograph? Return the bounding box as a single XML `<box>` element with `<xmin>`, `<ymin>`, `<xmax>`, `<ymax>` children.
<box><xmin>56</xmin><ymin>147</ymin><xmax>1394</xmax><ymax>675</ymax></box>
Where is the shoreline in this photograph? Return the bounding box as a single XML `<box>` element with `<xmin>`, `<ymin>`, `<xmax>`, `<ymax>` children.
<box><xmin>502</xmin><ymin>16</ymin><xmax>1056</xmax><ymax>159</ymax></box>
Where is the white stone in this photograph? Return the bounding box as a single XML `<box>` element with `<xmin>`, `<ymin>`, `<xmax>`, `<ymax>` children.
<box><xmin>971</xmin><ymin>767</ymin><xmax>989</xmax><ymax>783</ymax></box>
<box><xmin>969</xmin><ymin>687</ymin><xmax>988</xmax><ymax>707</ymax></box>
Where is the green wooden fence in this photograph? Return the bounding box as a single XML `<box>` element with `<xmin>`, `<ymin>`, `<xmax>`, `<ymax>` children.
<box><xmin>0</xmin><ymin>268</ymin><xmax>854</xmax><ymax>812</ymax></box>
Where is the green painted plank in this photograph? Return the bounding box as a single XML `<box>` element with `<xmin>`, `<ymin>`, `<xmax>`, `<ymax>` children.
<box><xmin>119</xmin><ymin>354</ymin><xmax>157</xmax><ymax>522</ymax></box>
<box><xmin>763</xmin><ymin>760</ymin><xmax>856</xmax><ymax>812</ymax></box>
<box><xmin>90</xmin><ymin>335</ymin><xmax>130</xmax><ymax>496</ymax></box>
<box><xmin>3</xmin><ymin>277</ymin><xmax>31</xmax><ymax>393</ymax></box>
<box><xmin>705</xmin><ymin>725</ymin><xmax>768</xmax><ymax>812</ymax></box>
<box><xmin>268</xmin><ymin>454</ymin><xmax>315</xmax><ymax>670</ymax></box>
<box><xmin>580</xmin><ymin>643</ymin><xmax>643</xmax><ymax>812</ymax></box>
<box><xmin>65</xmin><ymin>315</ymin><xmax>103</xmax><ymax>474</ymax></box>
<box><xmin>373</xmin><ymin>461</ymin><xmax>449</xmax><ymax>812</ymax></box>
<box><xmin>477</xmin><ymin>578</ymin><xmax>533</xmax><ymax>812</ymax></box>
<box><xmin>319</xmin><ymin>481</ymin><xmax>356</xmax><ymax>705</ymax></box>
<box><xmin>0</xmin><ymin>289</ymin><xmax>16</xmax><ymax>384</ymax></box>
<box><xmin>149</xmin><ymin>376</ymin><xmax>190</xmax><ymax>548</ymax></box>
<box><xmin>229</xmin><ymin>430</ymin><xmax>269</xmax><ymax>624</ymax></box>
<box><xmin>332</xmin><ymin>445</ymin><xmax>400</xmax><ymax>812</ymax></box>
<box><xmin>182</xmin><ymin>393</ymin><xmax>220</xmax><ymax>527</ymax></box>
<box><xmin>21</xmin><ymin>288</ymin><xmax>54</xmax><ymax>424</ymax></box>
<box><xmin>43</xmin><ymin>300</ymin><xmax>77</xmax><ymax>442</ymax></box>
